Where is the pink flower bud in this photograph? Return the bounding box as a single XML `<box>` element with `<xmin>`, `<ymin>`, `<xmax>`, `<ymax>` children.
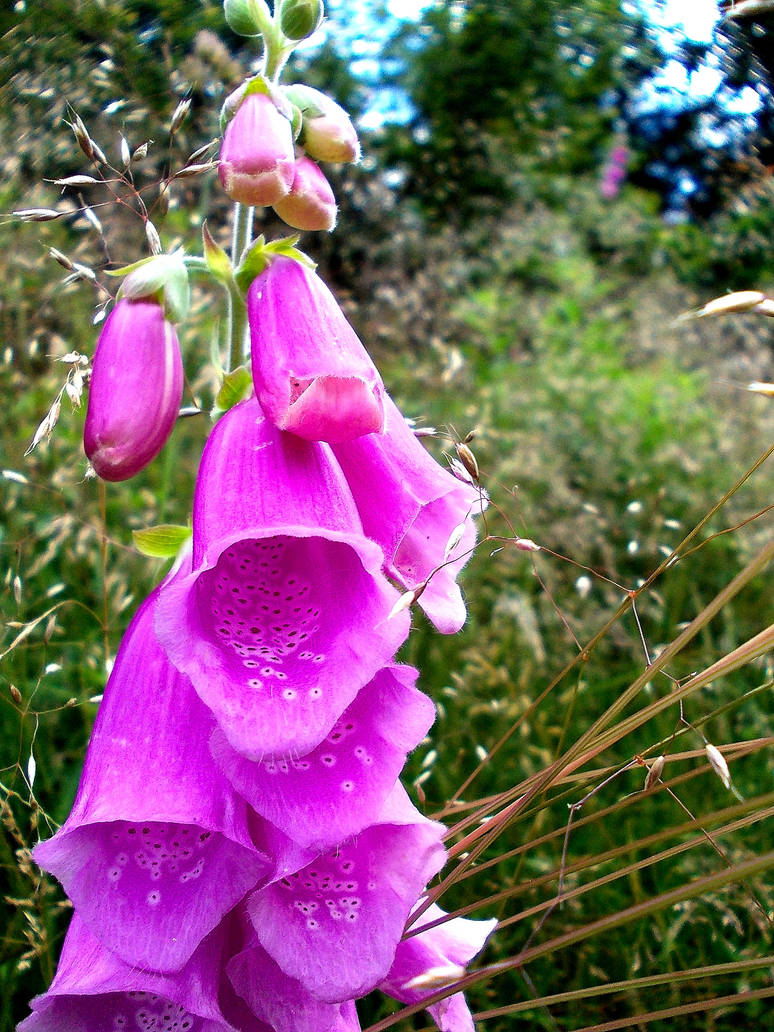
<box><xmin>84</xmin><ymin>299</ymin><xmax>183</xmax><ymax>481</ymax></box>
<box><xmin>218</xmin><ymin>92</ymin><xmax>296</xmax><ymax>207</ymax></box>
<box><xmin>272</xmin><ymin>154</ymin><xmax>337</xmax><ymax>232</ymax></box>
<box><xmin>293</xmin><ymin>87</ymin><xmax>360</xmax><ymax>164</ymax></box>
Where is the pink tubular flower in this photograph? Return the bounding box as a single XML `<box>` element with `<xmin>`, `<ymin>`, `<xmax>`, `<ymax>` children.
<box><xmin>18</xmin><ymin>916</ymin><xmax>236</xmax><ymax>1032</ymax></box>
<box><xmin>155</xmin><ymin>395</ymin><xmax>410</xmax><ymax>760</ymax></box>
<box><xmin>247</xmin><ymin>255</ymin><xmax>385</xmax><ymax>442</ymax></box>
<box><xmin>33</xmin><ymin>557</ymin><xmax>268</xmax><ymax>972</ymax></box>
<box><xmin>333</xmin><ymin>396</ymin><xmax>484</xmax><ymax>633</ymax></box>
<box><xmin>247</xmin><ymin>783</ymin><xmax>446</xmax><ymax>1003</ymax></box>
<box><xmin>218</xmin><ymin>91</ymin><xmax>296</xmax><ymax>207</ymax></box>
<box><xmin>273</xmin><ymin>153</ymin><xmax>338</xmax><ymax>232</ymax></box>
<box><xmin>379</xmin><ymin>902</ymin><xmax>498</xmax><ymax>1032</ymax></box>
<box><xmin>211</xmin><ymin>664</ymin><xmax>435</xmax><ymax>849</ymax></box>
<box><xmin>227</xmin><ymin>912</ymin><xmax>361</xmax><ymax>1032</ymax></box>
<box><xmin>84</xmin><ymin>298</ymin><xmax>183</xmax><ymax>482</ymax></box>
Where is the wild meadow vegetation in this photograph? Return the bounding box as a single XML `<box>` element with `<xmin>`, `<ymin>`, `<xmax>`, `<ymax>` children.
<box><xmin>1</xmin><ymin>1</ymin><xmax>773</xmax><ymax>1029</ymax></box>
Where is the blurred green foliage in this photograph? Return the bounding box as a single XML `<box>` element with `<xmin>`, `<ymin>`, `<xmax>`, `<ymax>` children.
<box><xmin>1</xmin><ymin>1</ymin><xmax>773</xmax><ymax>1030</ymax></box>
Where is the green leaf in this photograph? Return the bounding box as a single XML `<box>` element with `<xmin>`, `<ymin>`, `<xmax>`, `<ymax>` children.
<box><xmin>213</xmin><ymin>366</ymin><xmax>253</xmax><ymax>419</ymax></box>
<box><xmin>202</xmin><ymin>222</ymin><xmax>232</xmax><ymax>284</ymax></box>
<box><xmin>132</xmin><ymin>524</ymin><xmax>191</xmax><ymax>558</ymax></box>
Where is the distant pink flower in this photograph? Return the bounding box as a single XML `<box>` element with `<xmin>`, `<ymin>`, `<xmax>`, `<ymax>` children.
<box><xmin>600</xmin><ymin>143</ymin><xmax>629</xmax><ymax>200</ymax></box>
<box><xmin>219</xmin><ymin>91</ymin><xmax>296</xmax><ymax>207</ymax></box>
<box><xmin>273</xmin><ymin>153</ymin><xmax>338</xmax><ymax>232</ymax></box>
<box><xmin>84</xmin><ymin>299</ymin><xmax>183</xmax><ymax>481</ymax></box>
<box><xmin>247</xmin><ymin>256</ymin><xmax>385</xmax><ymax>441</ymax></box>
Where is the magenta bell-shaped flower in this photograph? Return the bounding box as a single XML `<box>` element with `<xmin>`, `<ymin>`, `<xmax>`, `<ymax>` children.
<box><xmin>273</xmin><ymin>153</ymin><xmax>338</xmax><ymax>232</ymax></box>
<box><xmin>227</xmin><ymin>910</ymin><xmax>360</xmax><ymax>1032</ymax></box>
<box><xmin>247</xmin><ymin>783</ymin><xmax>446</xmax><ymax>1004</ymax></box>
<box><xmin>210</xmin><ymin>664</ymin><xmax>435</xmax><ymax>850</ymax></box>
<box><xmin>33</xmin><ymin>555</ymin><xmax>269</xmax><ymax>972</ymax></box>
<box><xmin>334</xmin><ymin>396</ymin><xmax>484</xmax><ymax>633</ymax></box>
<box><xmin>379</xmin><ymin>901</ymin><xmax>498</xmax><ymax>1032</ymax></box>
<box><xmin>247</xmin><ymin>256</ymin><xmax>385</xmax><ymax>442</ymax></box>
<box><xmin>83</xmin><ymin>298</ymin><xmax>183</xmax><ymax>482</ymax></box>
<box><xmin>18</xmin><ymin>915</ymin><xmax>237</xmax><ymax>1032</ymax></box>
<box><xmin>219</xmin><ymin>91</ymin><xmax>296</xmax><ymax>207</ymax></box>
<box><xmin>155</xmin><ymin>396</ymin><xmax>409</xmax><ymax>761</ymax></box>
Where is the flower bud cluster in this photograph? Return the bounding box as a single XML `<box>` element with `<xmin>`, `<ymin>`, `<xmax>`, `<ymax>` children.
<box><xmin>23</xmin><ymin>255</ymin><xmax>494</xmax><ymax>1031</ymax></box>
<box><xmin>218</xmin><ymin>79</ymin><xmax>359</xmax><ymax>232</ymax></box>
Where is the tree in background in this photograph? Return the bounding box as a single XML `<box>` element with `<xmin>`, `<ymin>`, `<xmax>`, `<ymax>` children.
<box><xmin>373</xmin><ymin>0</ymin><xmax>660</xmax><ymax>226</ymax></box>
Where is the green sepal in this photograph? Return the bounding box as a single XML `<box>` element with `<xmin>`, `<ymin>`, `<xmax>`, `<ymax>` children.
<box><xmin>105</xmin><ymin>256</ymin><xmax>156</xmax><ymax>277</ymax></box>
<box><xmin>290</xmin><ymin>102</ymin><xmax>303</xmax><ymax>139</ymax></box>
<box><xmin>234</xmin><ymin>234</ymin><xmax>315</xmax><ymax>295</ymax></box>
<box><xmin>220</xmin><ymin>74</ymin><xmax>292</xmax><ymax>133</ymax></box>
<box><xmin>132</xmin><ymin>524</ymin><xmax>192</xmax><ymax>558</ymax></box>
<box><xmin>202</xmin><ymin>223</ymin><xmax>232</xmax><ymax>284</ymax></box>
<box><xmin>234</xmin><ymin>234</ymin><xmax>269</xmax><ymax>295</ymax></box>
<box><xmin>212</xmin><ymin>365</ymin><xmax>253</xmax><ymax>420</ymax></box>
<box><xmin>117</xmin><ymin>253</ymin><xmax>190</xmax><ymax>323</ymax></box>
<box><xmin>264</xmin><ymin>235</ymin><xmax>316</xmax><ymax>268</ymax></box>
<box><xmin>283</xmin><ymin>83</ymin><xmax>328</xmax><ymax>118</ymax></box>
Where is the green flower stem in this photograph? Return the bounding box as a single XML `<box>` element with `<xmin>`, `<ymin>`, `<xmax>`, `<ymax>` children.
<box><xmin>224</xmin><ymin>201</ymin><xmax>250</xmax><ymax>371</ymax></box>
<box><xmin>228</xmin><ymin>279</ymin><xmax>248</xmax><ymax>373</ymax></box>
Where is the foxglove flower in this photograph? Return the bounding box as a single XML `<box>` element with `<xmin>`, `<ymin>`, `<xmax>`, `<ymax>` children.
<box><xmin>84</xmin><ymin>298</ymin><xmax>183</xmax><ymax>481</ymax></box>
<box><xmin>334</xmin><ymin>396</ymin><xmax>483</xmax><ymax>633</ymax></box>
<box><xmin>247</xmin><ymin>256</ymin><xmax>385</xmax><ymax>442</ymax></box>
<box><xmin>219</xmin><ymin>91</ymin><xmax>296</xmax><ymax>207</ymax></box>
<box><xmin>379</xmin><ymin>902</ymin><xmax>497</xmax><ymax>1032</ymax></box>
<box><xmin>18</xmin><ymin>915</ymin><xmax>236</xmax><ymax>1032</ymax></box>
<box><xmin>273</xmin><ymin>153</ymin><xmax>338</xmax><ymax>232</ymax></box>
<box><xmin>211</xmin><ymin>664</ymin><xmax>435</xmax><ymax>849</ymax></box>
<box><xmin>228</xmin><ymin>912</ymin><xmax>360</xmax><ymax>1032</ymax></box>
<box><xmin>248</xmin><ymin>783</ymin><xmax>446</xmax><ymax>1002</ymax></box>
<box><xmin>155</xmin><ymin>396</ymin><xmax>409</xmax><ymax>760</ymax></box>
<box><xmin>34</xmin><ymin>559</ymin><xmax>268</xmax><ymax>972</ymax></box>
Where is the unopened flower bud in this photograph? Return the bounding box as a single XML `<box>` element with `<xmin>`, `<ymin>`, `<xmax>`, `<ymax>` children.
<box><xmin>84</xmin><ymin>299</ymin><xmax>183</xmax><ymax>481</ymax></box>
<box><xmin>272</xmin><ymin>154</ymin><xmax>337</xmax><ymax>232</ymax></box>
<box><xmin>286</xmin><ymin>84</ymin><xmax>360</xmax><ymax>164</ymax></box>
<box><xmin>223</xmin><ymin>0</ymin><xmax>271</xmax><ymax>36</ymax></box>
<box><xmin>219</xmin><ymin>91</ymin><xmax>295</xmax><ymax>206</ymax></box>
<box><xmin>279</xmin><ymin>0</ymin><xmax>324</xmax><ymax>40</ymax></box>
